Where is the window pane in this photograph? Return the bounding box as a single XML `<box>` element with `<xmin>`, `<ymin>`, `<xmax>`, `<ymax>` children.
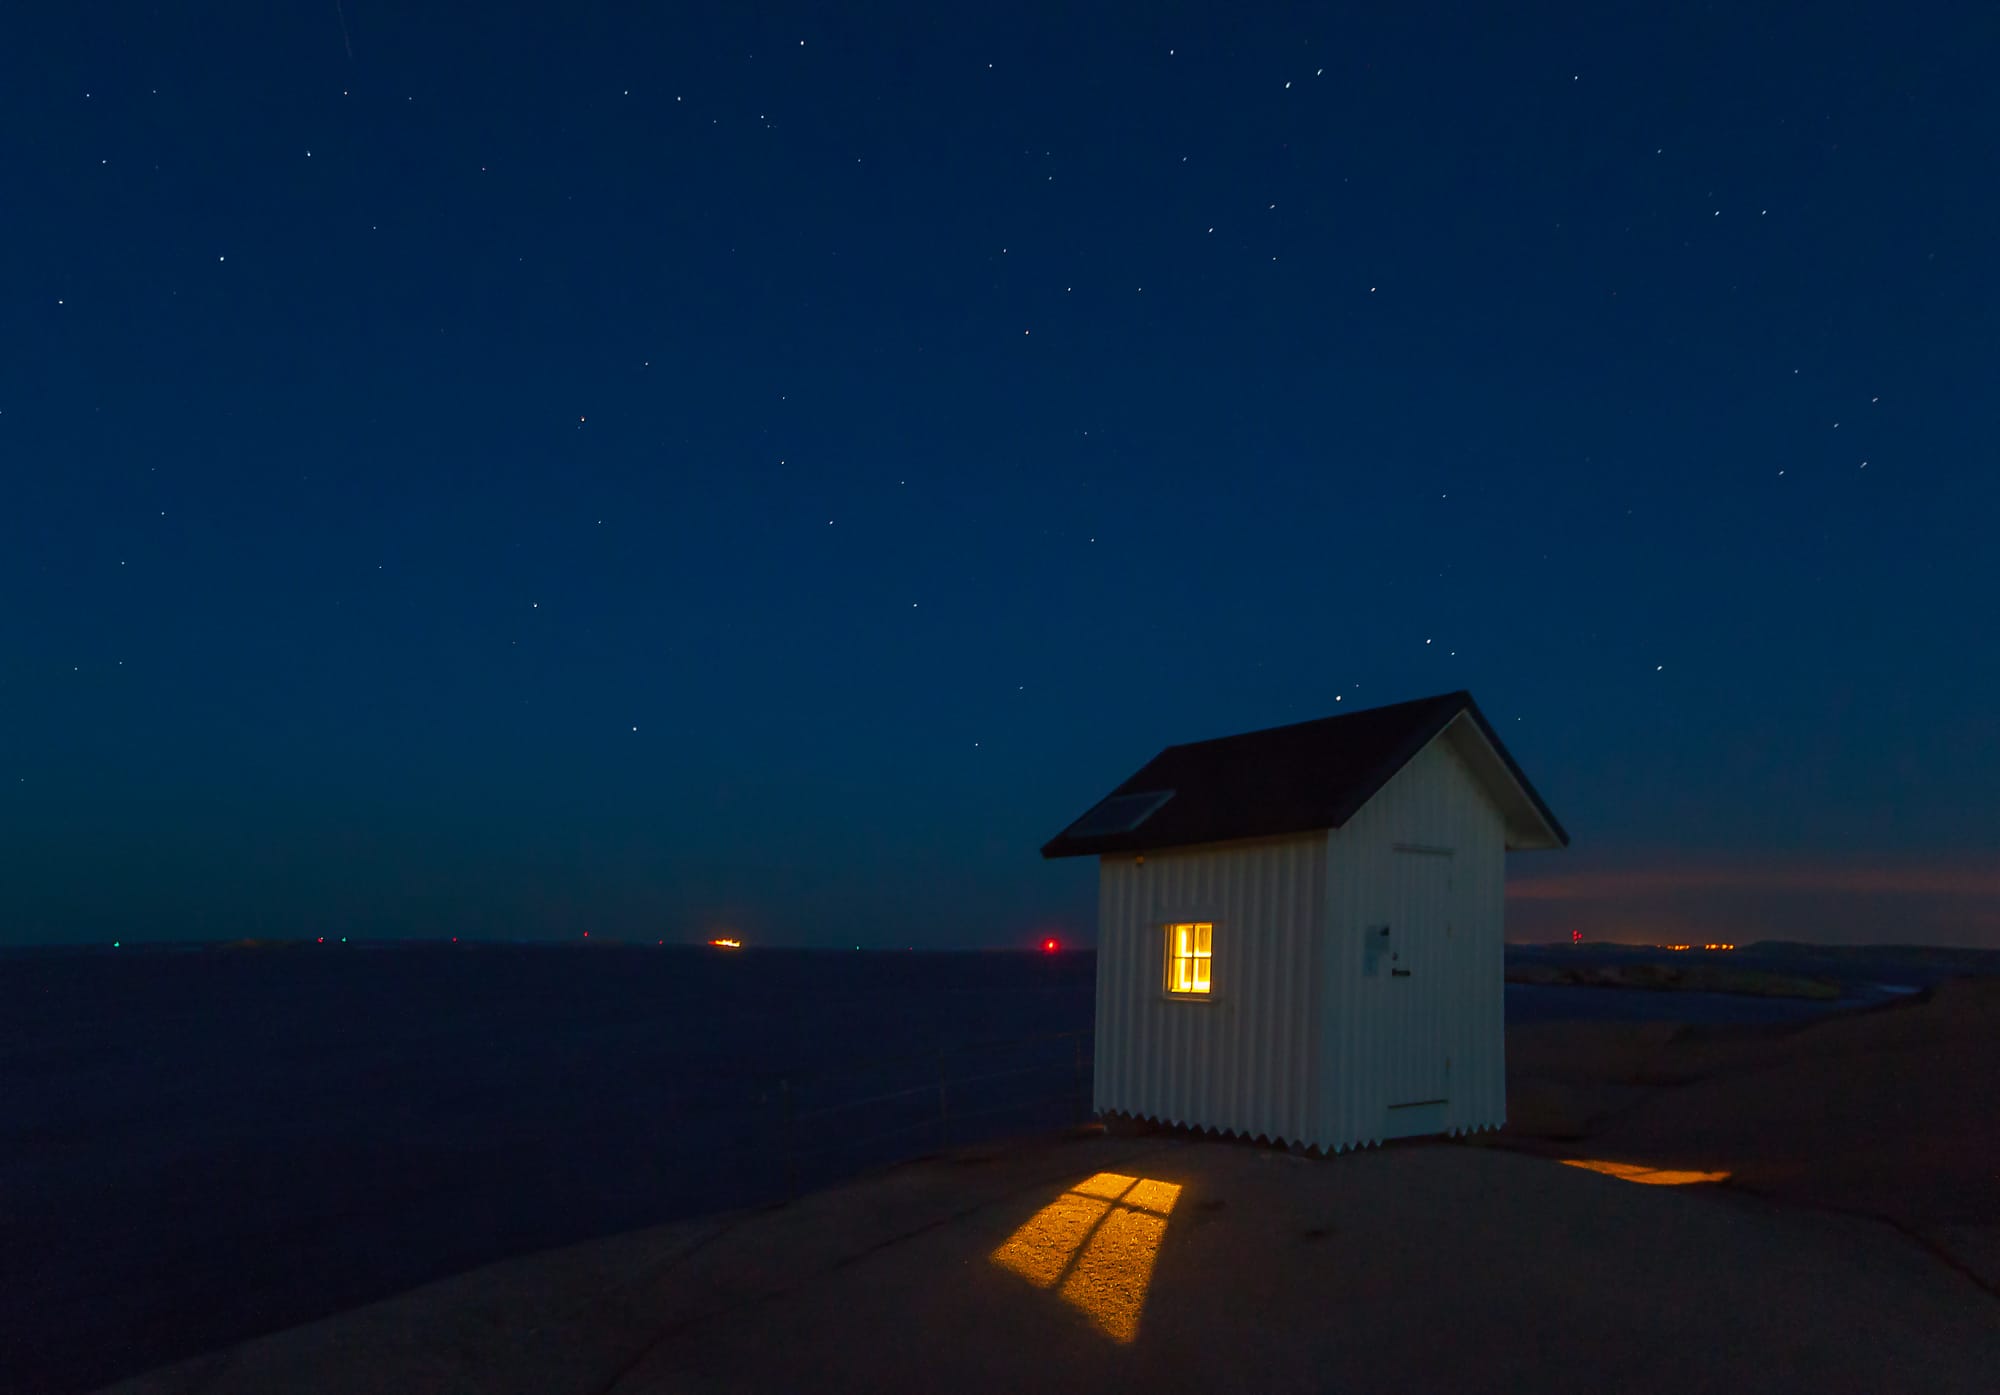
<box><xmin>1166</xmin><ymin>923</ymin><xmax>1214</xmax><ymax>995</ymax></box>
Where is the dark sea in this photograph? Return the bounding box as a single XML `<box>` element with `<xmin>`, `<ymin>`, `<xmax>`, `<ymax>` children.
<box><xmin>4</xmin><ymin>944</ymin><xmax>1093</xmax><ymax>1395</ymax></box>
<box><xmin>0</xmin><ymin>939</ymin><xmax>1977</xmax><ymax>1394</ymax></box>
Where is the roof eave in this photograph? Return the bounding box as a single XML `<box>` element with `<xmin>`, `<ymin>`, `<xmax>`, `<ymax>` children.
<box><xmin>1442</xmin><ymin>702</ymin><xmax>1570</xmax><ymax>851</ymax></box>
<box><xmin>1039</xmin><ymin>689</ymin><xmax>1569</xmax><ymax>859</ymax></box>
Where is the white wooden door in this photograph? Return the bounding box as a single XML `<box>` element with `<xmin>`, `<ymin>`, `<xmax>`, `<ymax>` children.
<box><xmin>1384</xmin><ymin>845</ymin><xmax>1453</xmax><ymax>1109</ymax></box>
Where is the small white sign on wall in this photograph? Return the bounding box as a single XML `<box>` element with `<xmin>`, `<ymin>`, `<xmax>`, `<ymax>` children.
<box><xmin>1364</xmin><ymin>923</ymin><xmax>1391</xmax><ymax>977</ymax></box>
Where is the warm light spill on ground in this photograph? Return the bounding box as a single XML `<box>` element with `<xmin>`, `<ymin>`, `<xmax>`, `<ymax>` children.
<box><xmin>1070</xmin><ymin>1171</ymin><xmax>1138</xmax><ymax>1200</ymax></box>
<box><xmin>990</xmin><ymin>1172</ymin><xmax>1183</xmax><ymax>1342</ymax></box>
<box><xmin>1123</xmin><ymin>1178</ymin><xmax>1182</xmax><ymax>1214</ymax></box>
<box><xmin>1059</xmin><ymin>1207</ymin><xmax>1167</xmax><ymax>1342</ymax></box>
<box><xmin>991</xmin><ymin>1193</ymin><xmax>1111</xmax><ymax>1288</ymax></box>
<box><xmin>1562</xmin><ymin>1158</ymin><xmax>1732</xmax><ymax>1186</ymax></box>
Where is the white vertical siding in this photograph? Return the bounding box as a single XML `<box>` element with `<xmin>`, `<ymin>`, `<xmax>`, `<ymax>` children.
<box><xmin>1321</xmin><ymin>720</ymin><xmax>1508</xmax><ymax>1151</ymax></box>
<box><xmin>1094</xmin><ymin>833</ymin><xmax>1326</xmax><ymax>1145</ymax></box>
<box><xmin>1091</xmin><ymin>715</ymin><xmax>1513</xmax><ymax>1155</ymax></box>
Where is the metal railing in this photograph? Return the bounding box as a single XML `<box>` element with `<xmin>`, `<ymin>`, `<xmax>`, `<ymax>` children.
<box><xmin>756</xmin><ymin>1028</ymin><xmax>1097</xmax><ymax>1202</ymax></box>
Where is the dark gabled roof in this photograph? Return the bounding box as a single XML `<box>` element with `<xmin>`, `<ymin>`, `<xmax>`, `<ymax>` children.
<box><xmin>1040</xmin><ymin>690</ymin><xmax>1568</xmax><ymax>859</ymax></box>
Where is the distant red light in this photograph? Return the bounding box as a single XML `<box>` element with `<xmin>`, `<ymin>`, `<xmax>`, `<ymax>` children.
<box><xmin>1043</xmin><ymin>938</ymin><xmax>1059</xmax><ymax>953</ymax></box>
<box><xmin>317</xmin><ymin>937</ymin><xmax>324</xmax><ymax>943</ymax></box>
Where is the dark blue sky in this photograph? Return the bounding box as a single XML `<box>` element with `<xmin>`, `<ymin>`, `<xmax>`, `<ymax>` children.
<box><xmin>7</xmin><ymin>3</ymin><xmax>1997</xmax><ymax>948</ymax></box>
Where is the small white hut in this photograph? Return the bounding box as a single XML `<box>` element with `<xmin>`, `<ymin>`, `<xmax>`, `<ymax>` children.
<box><xmin>1042</xmin><ymin>690</ymin><xmax>1567</xmax><ymax>1153</ymax></box>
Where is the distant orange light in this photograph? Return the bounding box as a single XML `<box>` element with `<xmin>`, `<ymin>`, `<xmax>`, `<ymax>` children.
<box><xmin>709</xmin><ymin>937</ymin><xmax>742</xmax><ymax>949</ymax></box>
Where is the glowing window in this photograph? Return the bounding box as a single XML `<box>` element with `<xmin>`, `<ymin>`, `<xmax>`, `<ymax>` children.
<box><xmin>1164</xmin><ymin>922</ymin><xmax>1212</xmax><ymax>995</ymax></box>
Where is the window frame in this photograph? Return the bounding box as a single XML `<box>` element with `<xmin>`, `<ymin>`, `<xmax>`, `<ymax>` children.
<box><xmin>1162</xmin><ymin>920</ymin><xmax>1215</xmax><ymax>1000</ymax></box>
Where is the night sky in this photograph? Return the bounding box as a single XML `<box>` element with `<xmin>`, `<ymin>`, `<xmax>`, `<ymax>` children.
<box><xmin>8</xmin><ymin>4</ymin><xmax>1997</xmax><ymax>950</ymax></box>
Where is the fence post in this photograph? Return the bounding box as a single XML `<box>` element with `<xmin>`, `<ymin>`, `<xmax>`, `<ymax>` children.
<box><xmin>1073</xmin><ymin>1033</ymin><xmax>1087</xmax><ymax>1120</ymax></box>
<box><xmin>936</xmin><ymin>1049</ymin><xmax>950</xmax><ymax>1153</ymax></box>
<box><xmin>779</xmin><ymin>1077</ymin><xmax>797</xmax><ymax>1202</ymax></box>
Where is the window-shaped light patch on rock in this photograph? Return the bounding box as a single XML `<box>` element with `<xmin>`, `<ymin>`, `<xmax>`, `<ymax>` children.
<box><xmin>991</xmin><ymin>1172</ymin><xmax>1184</xmax><ymax>1342</ymax></box>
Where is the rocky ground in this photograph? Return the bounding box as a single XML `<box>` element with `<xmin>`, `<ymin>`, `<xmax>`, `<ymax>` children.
<box><xmin>94</xmin><ymin>976</ymin><xmax>2000</xmax><ymax>1395</ymax></box>
<box><xmin>1485</xmin><ymin>975</ymin><xmax>2000</xmax><ymax>1290</ymax></box>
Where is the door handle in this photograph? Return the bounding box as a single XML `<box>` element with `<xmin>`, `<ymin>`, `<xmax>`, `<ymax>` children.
<box><xmin>1391</xmin><ymin>968</ymin><xmax>1411</xmax><ymax>977</ymax></box>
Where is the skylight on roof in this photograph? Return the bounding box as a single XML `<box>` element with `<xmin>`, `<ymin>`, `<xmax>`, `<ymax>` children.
<box><xmin>1064</xmin><ymin>789</ymin><xmax>1174</xmax><ymax>839</ymax></box>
